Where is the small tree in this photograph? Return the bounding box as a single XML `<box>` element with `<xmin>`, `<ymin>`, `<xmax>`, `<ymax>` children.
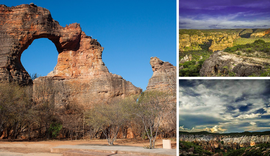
<box><xmin>133</xmin><ymin>90</ymin><xmax>174</xmax><ymax>149</ymax></box>
<box><xmin>86</xmin><ymin>97</ymin><xmax>135</xmax><ymax>145</ymax></box>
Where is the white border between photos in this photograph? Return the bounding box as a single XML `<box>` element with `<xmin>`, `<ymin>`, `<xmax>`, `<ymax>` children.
<box><xmin>176</xmin><ymin>0</ymin><xmax>179</xmax><ymax>155</ymax></box>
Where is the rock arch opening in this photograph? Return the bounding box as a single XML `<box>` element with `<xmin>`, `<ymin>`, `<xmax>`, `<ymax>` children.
<box><xmin>21</xmin><ymin>38</ymin><xmax>59</xmax><ymax>80</ymax></box>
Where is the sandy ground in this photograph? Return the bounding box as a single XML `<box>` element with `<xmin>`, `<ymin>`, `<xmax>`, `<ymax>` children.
<box><xmin>0</xmin><ymin>139</ymin><xmax>176</xmax><ymax>156</ymax></box>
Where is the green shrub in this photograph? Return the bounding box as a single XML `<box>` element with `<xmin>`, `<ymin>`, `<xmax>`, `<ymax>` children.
<box><xmin>49</xmin><ymin>122</ymin><xmax>62</xmax><ymax>138</ymax></box>
<box><xmin>226</xmin><ymin>39</ymin><xmax>270</xmax><ymax>56</ymax></box>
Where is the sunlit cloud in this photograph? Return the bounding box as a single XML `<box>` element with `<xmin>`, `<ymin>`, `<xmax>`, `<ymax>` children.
<box><xmin>179</xmin><ymin>15</ymin><xmax>270</xmax><ymax>29</ymax></box>
<box><xmin>179</xmin><ymin>80</ymin><xmax>270</xmax><ymax>133</ymax></box>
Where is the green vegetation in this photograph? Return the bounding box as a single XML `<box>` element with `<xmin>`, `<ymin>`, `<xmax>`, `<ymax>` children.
<box><xmin>225</xmin><ymin>39</ymin><xmax>270</xmax><ymax>55</ymax></box>
<box><xmin>179</xmin><ymin>29</ymin><xmax>243</xmax><ymax>36</ymax></box>
<box><xmin>233</xmin><ymin>38</ymin><xmax>270</xmax><ymax>46</ymax></box>
<box><xmin>179</xmin><ymin>44</ymin><xmax>212</xmax><ymax>76</ymax></box>
<box><xmin>49</xmin><ymin>122</ymin><xmax>62</xmax><ymax>138</ymax></box>
<box><xmin>179</xmin><ymin>60</ymin><xmax>205</xmax><ymax>76</ymax></box>
<box><xmin>179</xmin><ymin>29</ymin><xmax>270</xmax><ymax>77</ymax></box>
<box><xmin>179</xmin><ymin>141</ymin><xmax>212</xmax><ymax>156</ymax></box>
<box><xmin>224</xmin><ymin>143</ymin><xmax>270</xmax><ymax>156</ymax></box>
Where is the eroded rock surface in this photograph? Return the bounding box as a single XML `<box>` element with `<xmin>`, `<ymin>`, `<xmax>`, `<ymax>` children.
<box><xmin>179</xmin><ymin>30</ymin><xmax>239</xmax><ymax>52</ymax></box>
<box><xmin>200</xmin><ymin>51</ymin><xmax>270</xmax><ymax>76</ymax></box>
<box><xmin>0</xmin><ymin>4</ymin><xmax>142</xmax><ymax>106</ymax></box>
<box><xmin>146</xmin><ymin>57</ymin><xmax>176</xmax><ymax>92</ymax></box>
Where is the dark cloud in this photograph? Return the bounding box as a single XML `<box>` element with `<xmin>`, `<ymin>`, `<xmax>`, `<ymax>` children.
<box><xmin>179</xmin><ymin>115</ymin><xmax>224</xmax><ymax>129</ymax></box>
<box><xmin>261</xmin><ymin>115</ymin><xmax>270</xmax><ymax>119</ymax></box>
<box><xmin>257</xmin><ymin>122</ymin><xmax>270</xmax><ymax>127</ymax></box>
<box><xmin>235</xmin><ymin>95</ymin><xmax>246</xmax><ymax>103</ymax></box>
<box><xmin>179</xmin><ymin>0</ymin><xmax>270</xmax><ymax>10</ymax></box>
<box><xmin>226</xmin><ymin>106</ymin><xmax>237</xmax><ymax>112</ymax></box>
<box><xmin>179</xmin><ymin>80</ymin><xmax>270</xmax><ymax>133</ymax></box>
<box><xmin>239</xmin><ymin>103</ymin><xmax>253</xmax><ymax>112</ymax></box>
<box><xmin>254</xmin><ymin>108</ymin><xmax>267</xmax><ymax>114</ymax></box>
<box><xmin>179</xmin><ymin>0</ymin><xmax>270</xmax><ymax>29</ymax></box>
<box><xmin>179</xmin><ymin>80</ymin><xmax>197</xmax><ymax>88</ymax></box>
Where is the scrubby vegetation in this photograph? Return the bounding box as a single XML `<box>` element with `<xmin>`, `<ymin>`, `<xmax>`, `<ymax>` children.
<box><xmin>179</xmin><ymin>28</ymin><xmax>270</xmax><ymax>77</ymax></box>
<box><xmin>179</xmin><ymin>45</ymin><xmax>212</xmax><ymax>76</ymax></box>
<box><xmin>179</xmin><ymin>60</ymin><xmax>205</xmax><ymax>76</ymax></box>
<box><xmin>233</xmin><ymin>38</ymin><xmax>270</xmax><ymax>46</ymax></box>
<box><xmin>225</xmin><ymin>39</ymin><xmax>270</xmax><ymax>56</ymax></box>
<box><xmin>0</xmin><ymin>83</ymin><xmax>175</xmax><ymax>148</ymax></box>
<box><xmin>179</xmin><ymin>141</ymin><xmax>212</xmax><ymax>156</ymax></box>
<box><xmin>224</xmin><ymin>143</ymin><xmax>270</xmax><ymax>156</ymax></box>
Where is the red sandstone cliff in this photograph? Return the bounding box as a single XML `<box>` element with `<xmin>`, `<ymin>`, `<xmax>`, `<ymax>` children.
<box><xmin>0</xmin><ymin>4</ymin><xmax>141</xmax><ymax>106</ymax></box>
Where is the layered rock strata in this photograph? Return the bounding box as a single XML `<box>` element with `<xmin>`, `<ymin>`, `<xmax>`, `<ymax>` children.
<box><xmin>200</xmin><ymin>51</ymin><xmax>270</xmax><ymax>76</ymax></box>
<box><xmin>146</xmin><ymin>57</ymin><xmax>176</xmax><ymax>93</ymax></box>
<box><xmin>0</xmin><ymin>4</ymin><xmax>141</xmax><ymax>106</ymax></box>
<box><xmin>146</xmin><ymin>57</ymin><xmax>176</xmax><ymax>132</ymax></box>
<box><xmin>179</xmin><ymin>31</ymin><xmax>239</xmax><ymax>52</ymax></box>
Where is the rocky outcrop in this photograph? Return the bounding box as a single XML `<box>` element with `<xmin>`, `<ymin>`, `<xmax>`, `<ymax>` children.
<box><xmin>180</xmin><ymin>134</ymin><xmax>270</xmax><ymax>155</ymax></box>
<box><xmin>0</xmin><ymin>4</ymin><xmax>142</xmax><ymax>107</ymax></box>
<box><xmin>250</xmin><ymin>29</ymin><xmax>270</xmax><ymax>38</ymax></box>
<box><xmin>200</xmin><ymin>51</ymin><xmax>270</xmax><ymax>76</ymax></box>
<box><xmin>146</xmin><ymin>57</ymin><xmax>176</xmax><ymax>92</ymax></box>
<box><xmin>179</xmin><ymin>30</ymin><xmax>239</xmax><ymax>52</ymax></box>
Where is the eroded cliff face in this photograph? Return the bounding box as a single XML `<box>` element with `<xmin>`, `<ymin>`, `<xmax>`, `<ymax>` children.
<box><xmin>0</xmin><ymin>4</ymin><xmax>142</xmax><ymax>107</ymax></box>
<box><xmin>146</xmin><ymin>57</ymin><xmax>176</xmax><ymax>92</ymax></box>
<box><xmin>179</xmin><ymin>29</ymin><xmax>270</xmax><ymax>53</ymax></box>
<box><xmin>180</xmin><ymin>134</ymin><xmax>270</xmax><ymax>154</ymax></box>
<box><xmin>179</xmin><ymin>30</ymin><xmax>239</xmax><ymax>52</ymax></box>
<box><xmin>146</xmin><ymin>57</ymin><xmax>176</xmax><ymax>132</ymax></box>
<box><xmin>200</xmin><ymin>51</ymin><xmax>270</xmax><ymax>76</ymax></box>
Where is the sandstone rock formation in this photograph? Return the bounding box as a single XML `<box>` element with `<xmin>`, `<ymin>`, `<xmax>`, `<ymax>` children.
<box><xmin>0</xmin><ymin>4</ymin><xmax>142</xmax><ymax>107</ymax></box>
<box><xmin>146</xmin><ymin>57</ymin><xmax>176</xmax><ymax>92</ymax></box>
<box><xmin>200</xmin><ymin>51</ymin><xmax>270</xmax><ymax>76</ymax></box>
<box><xmin>179</xmin><ymin>30</ymin><xmax>239</xmax><ymax>52</ymax></box>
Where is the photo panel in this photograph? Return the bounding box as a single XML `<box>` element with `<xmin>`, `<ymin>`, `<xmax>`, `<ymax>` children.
<box><xmin>178</xmin><ymin>79</ymin><xmax>270</xmax><ymax>155</ymax></box>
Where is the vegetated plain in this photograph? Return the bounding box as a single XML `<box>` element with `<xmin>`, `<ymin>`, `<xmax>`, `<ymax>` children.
<box><xmin>179</xmin><ymin>28</ymin><xmax>270</xmax><ymax>77</ymax></box>
<box><xmin>179</xmin><ymin>131</ymin><xmax>270</xmax><ymax>156</ymax></box>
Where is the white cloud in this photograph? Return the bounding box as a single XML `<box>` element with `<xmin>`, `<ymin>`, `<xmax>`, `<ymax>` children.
<box><xmin>179</xmin><ymin>80</ymin><xmax>270</xmax><ymax>132</ymax></box>
<box><xmin>179</xmin><ymin>13</ymin><xmax>270</xmax><ymax>29</ymax></box>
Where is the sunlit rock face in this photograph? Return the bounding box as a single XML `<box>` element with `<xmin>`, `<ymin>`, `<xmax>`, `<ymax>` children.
<box><xmin>146</xmin><ymin>57</ymin><xmax>176</xmax><ymax>92</ymax></box>
<box><xmin>200</xmin><ymin>51</ymin><xmax>270</xmax><ymax>76</ymax></box>
<box><xmin>179</xmin><ymin>31</ymin><xmax>239</xmax><ymax>52</ymax></box>
<box><xmin>146</xmin><ymin>57</ymin><xmax>176</xmax><ymax>132</ymax></box>
<box><xmin>0</xmin><ymin>4</ymin><xmax>141</xmax><ymax>107</ymax></box>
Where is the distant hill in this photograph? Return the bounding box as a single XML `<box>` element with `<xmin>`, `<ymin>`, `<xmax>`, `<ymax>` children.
<box><xmin>179</xmin><ymin>130</ymin><xmax>270</xmax><ymax>136</ymax></box>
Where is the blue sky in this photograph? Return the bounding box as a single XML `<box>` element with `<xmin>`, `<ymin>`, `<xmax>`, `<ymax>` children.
<box><xmin>2</xmin><ymin>0</ymin><xmax>176</xmax><ymax>91</ymax></box>
<box><xmin>179</xmin><ymin>0</ymin><xmax>270</xmax><ymax>29</ymax></box>
<box><xmin>179</xmin><ymin>80</ymin><xmax>270</xmax><ymax>133</ymax></box>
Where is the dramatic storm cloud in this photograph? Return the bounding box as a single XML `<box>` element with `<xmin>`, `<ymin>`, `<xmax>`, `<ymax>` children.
<box><xmin>179</xmin><ymin>80</ymin><xmax>270</xmax><ymax>133</ymax></box>
<box><xmin>179</xmin><ymin>0</ymin><xmax>270</xmax><ymax>29</ymax></box>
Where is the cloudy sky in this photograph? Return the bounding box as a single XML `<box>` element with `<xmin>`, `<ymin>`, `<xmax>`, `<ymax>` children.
<box><xmin>179</xmin><ymin>80</ymin><xmax>270</xmax><ymax>133</ymax></box>
<box><xmin>179</xmin><ymin>0</ymin><xmax>270</xmax><ymax>29</ymax></box>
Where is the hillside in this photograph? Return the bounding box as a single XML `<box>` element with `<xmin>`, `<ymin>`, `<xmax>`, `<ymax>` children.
<box><xmin>179</xmin><ymin>131</ymin><xmax>270</xmax><ymax>156</ymax></box>
<box><xmin>179</xmin><ymin>29</ymin><xmax>270</xmax><ymax>77</ymax></box>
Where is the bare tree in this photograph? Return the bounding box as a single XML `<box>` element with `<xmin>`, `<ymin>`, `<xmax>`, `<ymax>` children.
<box><xmin>86</xmin><ymin>97</ymin><xmax>135</xmax><ymax>145</ymax></box>
<box><xmin>132</xmin><ymin>90</ymin><xmax>175</xmax><ymax>149</ymax></box>
<box><xmin>0</xmin><ymin>83</ymin><xmax>34</xmax><ymax>139</ymax></box>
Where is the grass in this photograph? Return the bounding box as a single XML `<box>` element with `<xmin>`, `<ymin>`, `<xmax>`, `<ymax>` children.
<box><xmin>233</xmin><ymin>38</ymin><xmax>270</xmax><ymax>46</ymax></box>
<box><xmin>225</xmin><ymin>39</ymin><xmax>270</xmax><ymax>55</ymax></box>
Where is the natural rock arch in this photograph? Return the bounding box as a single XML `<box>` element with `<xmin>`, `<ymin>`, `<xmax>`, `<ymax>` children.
<box><xmin>0</xmin><ymin>4</ymin><xmax>141</xmax><ymax>106</ymax></box>
<box><xmin>21</xmin><ymin>38</ymin><xmax>59</xmax><ymax>77</ymax></box>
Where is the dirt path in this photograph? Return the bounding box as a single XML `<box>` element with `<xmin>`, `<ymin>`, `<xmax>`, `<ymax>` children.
<box><xmin>0</xmin><ymin>139</ymin><xmax>176</xmax><ymax>155</ymax></box>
